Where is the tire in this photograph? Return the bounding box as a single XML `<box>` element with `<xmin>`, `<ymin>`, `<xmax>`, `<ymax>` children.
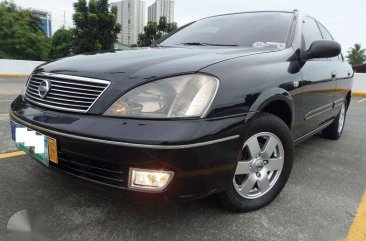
<box><xmin>218</xmin><ymin>113</ymin><xmax>294</xmax><ymax>212</ymax></box>
<box><xmin>322</xmin><ymin>100</ymin><xmax>347</xmax><ymax>140</ymax></box>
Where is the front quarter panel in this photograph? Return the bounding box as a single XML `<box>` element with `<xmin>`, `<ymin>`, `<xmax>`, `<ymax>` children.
<box><xmin>201</xmin><ymin>48</ymin><xmax>304</xmax><ymax>139</ymax></box>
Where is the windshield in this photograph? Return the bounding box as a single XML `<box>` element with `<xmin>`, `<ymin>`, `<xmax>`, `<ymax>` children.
<box><xmin>160</xmin><ymin>12</ymin><xmax>294</xmax><ymax>48</ymax></box>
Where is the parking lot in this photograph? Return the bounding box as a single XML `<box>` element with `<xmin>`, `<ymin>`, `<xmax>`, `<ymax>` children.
<box><xmin>0</xmin><ymin>77</ymin><xmax>365</xmax><ymax>241</ymax></box>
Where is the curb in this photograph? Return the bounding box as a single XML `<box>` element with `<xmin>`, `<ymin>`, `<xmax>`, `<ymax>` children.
<box><xmin>0</xmin><ymin>74</ymin><xmax>29</xmax><ymax>78</ymax></box>
<box><xmin>353</xmin><ymin>92</ymin><xmax>366</xmax><ymax>97</ymax></box>
<box><xmin>0</xmin><ymin>151</ymin><xmax>25</xmax><ymax>159</ymax></box>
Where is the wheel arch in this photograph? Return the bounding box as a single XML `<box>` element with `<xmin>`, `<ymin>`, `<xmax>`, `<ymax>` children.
<box><xmin>246</xmin><ymin>88</ymin><xmax>295</xmax><ymax>128</ymax></box>
<box><xmin>346</xmin><ymin>90</ymin><xmax>352</xmax><ymax>110</ymax></box>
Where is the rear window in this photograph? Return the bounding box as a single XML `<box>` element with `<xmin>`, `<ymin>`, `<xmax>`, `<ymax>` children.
<box><xmin>160</xmin><ymin>12</ymin><xmax>295</xmax><ymax>48</ymax></box>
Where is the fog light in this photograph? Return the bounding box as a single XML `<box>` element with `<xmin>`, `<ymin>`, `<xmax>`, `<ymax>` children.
<box><xmin>129</xmin><ymin>168</ymin><xmax>174</xmax><ymax>192</ymax></box>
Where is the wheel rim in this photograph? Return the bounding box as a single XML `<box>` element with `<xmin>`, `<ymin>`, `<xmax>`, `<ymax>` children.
<box><xmin>233</xmin><ymin>132</ymin><xmax>285</xmax><ymax>199</ymax></box>
<box><xmin>338</xmin><ymin>103</ymin><xmax>346</xmax><ymax>133</ymax></box>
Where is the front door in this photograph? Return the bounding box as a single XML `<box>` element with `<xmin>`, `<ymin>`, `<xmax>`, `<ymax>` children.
<box><xmin>300</xmin><ymin>17</ymin><xmax>336</xmax><ymax>133</ymax></box>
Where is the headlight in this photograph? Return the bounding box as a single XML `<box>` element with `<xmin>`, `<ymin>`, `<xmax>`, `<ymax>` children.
<box><xmin>103</xmin><ymin>74</ymin><xmax>219</xmax><ymax>118</ymax></box>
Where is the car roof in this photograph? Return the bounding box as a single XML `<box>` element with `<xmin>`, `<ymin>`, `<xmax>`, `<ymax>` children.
<box><xmin>199</xmin><ymin>10</ymin><xmax>297</xmax><ymax>21</ymax></box>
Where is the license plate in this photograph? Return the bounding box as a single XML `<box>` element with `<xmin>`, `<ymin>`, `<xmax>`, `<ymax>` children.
<box><xmin>11</xmin><ymin>121</ymin><xmax>58</xmax><ymax>166</ymax></box>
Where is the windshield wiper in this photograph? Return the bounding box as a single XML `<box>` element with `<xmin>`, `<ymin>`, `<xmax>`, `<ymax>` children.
<box><xmin>179</xmin><ymin>42</ymin><xmax>238</xmax><ymax>47</ymax></box>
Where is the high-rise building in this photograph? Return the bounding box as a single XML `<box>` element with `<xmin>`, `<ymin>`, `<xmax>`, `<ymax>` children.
<box><xmin>111</xmin><ymin>0</ymin><xmax>145</xmax><ymax>45</ymax></box>
<box><xmin>148</xmin><ymin>0</ymin><xmax>175</xmax><ymax>23</ymax></box>
<box><xmin>29</xmin><ymin>8</ymin><xmax>52</xmax><ymax>38</ymax></box>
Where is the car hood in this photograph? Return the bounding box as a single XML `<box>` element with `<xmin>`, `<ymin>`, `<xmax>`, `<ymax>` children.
<box><xmin>35</xmin><ymin>47</ymin><xmax>276</xmax><ymax>81</ymax></box>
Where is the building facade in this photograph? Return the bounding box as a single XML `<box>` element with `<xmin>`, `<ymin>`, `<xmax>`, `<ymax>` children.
<box><xmin>148</xmin><ymin>0</ymin><xmax>175</xmax><ymax>23</ymax></box>
<box><xmin>29</xmin><ymin>9</ymin><xmax>52</xmax><ymax>38</ymax></box>
<box><xmin>111</xmin><ymin>0</ymin><xmax>145</xmax><ymax>45</ymax></box>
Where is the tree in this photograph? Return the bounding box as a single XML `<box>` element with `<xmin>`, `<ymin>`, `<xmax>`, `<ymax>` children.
<box><xmin>346</xmin><ymin>44</ymin><xmax>366</xmax><ymax>65</ymax></box>
<box><xmin>137</xmin><ymin>17</ymin><xmax>177</xmax><ymax>47</ymax></box>
<box><xmin>49</xmin><ymin>28</ymin><xmax>73</xmax><ymax>59</ymax></box>
<box><xmin>0</xmin><ymin>2</ymin><xmax>50</xmax><ymax>60</ymax></box>
<box><xmin>137</xmin><ymin>22</ymin><xmax>161</xmax><ymax>47</ymax></box>
<box><xmin>72</xmin><ymin>0</ymin><xmax>121</xmax><ymax>54</ymax></box>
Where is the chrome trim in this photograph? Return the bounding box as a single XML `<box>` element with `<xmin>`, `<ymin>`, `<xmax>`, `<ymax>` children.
<box><xmin>334</xmin><ymin>98</ymin><xmax>345</xmax><ymax>108</ymax></box>
<box><xmin>10</xmin><ymin>112</ymin><xmax>240</xmax><ymax>150</ymax></box>
<box><xmin>25</xmin><ymin>93</ymin><xmax>91</xmax><ymax>109</ymax></box>
<box><xmin>304</xmin><ymin>103</ymin><xmax>333</xmax><ymax>121</ymax></box>
<box><xmin>32</xmin><ymin>77</ymin><xmax>107</xmax><ymax>89</ymax></box>
<box><xmin>25</xmin><ymin>72</ymin><xmax>110</xmax><ymax>113</ymax></box>
<box><xmin>46</xmin><ymin>83</ymin><xmax>102</xmax><ymax>93</ymax></box>
<box><xmin>38</xmin><ymin>79</ymin><xmax>50</xmax><ymax>98</ymax></box>
<box><xmin>44</xmin><ymin>88</ymin><xmax>100</xmax><ymax>97</ymax></box>
<box><xmin>41</xmin><ymin>95</ymin><xmax>94</xmax><ymax>104</ymax></box>
<box><xmin>41</xmin><ymin>92</ymin><xmax>95</xmax><ymax>100</ymax></box>
<box><xmin>293</xmin><ymin>119</ymin><xmax>333</xmax><ymax>145</ymax></box>
<box><xmin>338</xmin><ymin>103</ymin><xmax>346</xmax><ymax>133</ymax></box>
<box><xmin>34</xmin><ymin>72</ymin><xmax>110</xmax><ymax>85</ymax></box>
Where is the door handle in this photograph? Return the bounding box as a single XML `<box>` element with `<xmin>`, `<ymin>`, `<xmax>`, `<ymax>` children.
<box><xmin>292</xmin><ymin>81</ymin><xmax>300</xmax><ymax>88</ymax></box>
<box><xmin>331</xmin><ymin>72</ymin><xmax>337</xmax><ymax>80</ymax></box>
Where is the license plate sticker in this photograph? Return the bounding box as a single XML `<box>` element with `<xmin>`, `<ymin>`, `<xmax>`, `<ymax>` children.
<box><xmin>11</xmin><ymin>121</ymin><xmax>58</xmax><ymax>166</ymax></box>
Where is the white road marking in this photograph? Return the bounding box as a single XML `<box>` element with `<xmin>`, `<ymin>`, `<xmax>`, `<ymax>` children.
<box><xmin>357</xmin><ymin>98</ymin><xmax>366</xmax><ymax>103</ymax></box>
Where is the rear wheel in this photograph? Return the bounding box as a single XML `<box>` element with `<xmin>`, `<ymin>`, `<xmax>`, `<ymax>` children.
<box><xmin>218</xmin><ymin>113</ymin><xmax>294</xmax><ymax>212</ymax></box>
<box><xmin>322</xmin><ymin>101</ymin><xmax>347</xmax><ymax>140</ymax></box>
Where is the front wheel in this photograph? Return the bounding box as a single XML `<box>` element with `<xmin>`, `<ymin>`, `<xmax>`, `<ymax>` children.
<box><xmin>218</xmin><ymin>113</ymin><xmax>294</xmax><ymax>212</ymax></box>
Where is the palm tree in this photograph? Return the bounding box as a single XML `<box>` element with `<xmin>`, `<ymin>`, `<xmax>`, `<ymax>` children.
<box><xmin>346</xmin><ymin>44</ymin><xmax>366</xmax><ymax>65</ymax></box>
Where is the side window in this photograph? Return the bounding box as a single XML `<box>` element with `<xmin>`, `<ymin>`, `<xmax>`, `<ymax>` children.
<box><xmin>302</xmin><ymin>17</ymin><xmax>322</xmax><ymax>50</ymax></box>
<box><xmin>317</xmin><ymin>22</ymin><xmax>334</xmax><ymax>40</ymax></box>
<box><xmin>340</xmin><ymin>53</ymin><xmax>344</xmax><ymax>61</ymax></box>
<box><xmin>318</xmin><ymin>22</ymin><xmax>341</xmax><ymax>61</ymax></box>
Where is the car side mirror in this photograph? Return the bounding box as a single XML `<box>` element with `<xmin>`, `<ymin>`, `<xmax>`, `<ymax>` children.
<box><xmin>304</xmin><ymin>40</ymin><xmax>341</xmax><ymax>60</ymax></box>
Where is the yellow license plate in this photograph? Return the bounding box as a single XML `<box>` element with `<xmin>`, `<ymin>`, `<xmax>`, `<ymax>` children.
<box><xmin>48</xmin><ymin>138</ymin><xmax>58</xmax><ymax>164</ymax></box>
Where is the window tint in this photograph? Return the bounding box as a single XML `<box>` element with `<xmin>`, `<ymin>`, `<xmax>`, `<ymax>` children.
<box><xmin>302</xmin><ymin>17</ymin><xmax>322</xmax><ymax>50</ymax></box>
<box><xmin>161</xmin><ymin>12</ymin><xmax>294</xmax><ymax>48</ymax></box>
<box><xmin>318</xmin><ymin>21</ymin><xmax>340</xmax><ymax>60</ymax></box>
<box><xmin>318</xmin><ymin>22</ymin><xmax>334</xmax><ymax>40</ymax></box>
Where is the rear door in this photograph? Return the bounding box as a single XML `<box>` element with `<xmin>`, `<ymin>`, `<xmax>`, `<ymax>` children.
<box><xmin>300</xmin><ymin>16</ymin><xmax>337</xmax><ymax>132</ymax></box>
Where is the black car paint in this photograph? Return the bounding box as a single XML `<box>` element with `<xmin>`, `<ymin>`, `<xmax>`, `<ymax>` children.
<box><xmin>10</xmin><ymin>11</ymin><xmax>353</xmax><ymax>200</ymax></box>
<box><xmin>32</xmin><ymin>47</ymin><xmax>280</xmax><ymax>115</ymax></box>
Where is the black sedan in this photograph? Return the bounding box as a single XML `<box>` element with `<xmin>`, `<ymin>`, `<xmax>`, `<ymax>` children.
<box><xmin>10</xmin><ymin>11</ymin><xmax>353</xmax><ymax>212</ymax></box>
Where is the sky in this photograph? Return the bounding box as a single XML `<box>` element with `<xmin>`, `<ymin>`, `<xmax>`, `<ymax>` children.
<box><xmin>12</xmin><ymin>0</ymin><xmax>366</xmax><ymax>54</ymax></box>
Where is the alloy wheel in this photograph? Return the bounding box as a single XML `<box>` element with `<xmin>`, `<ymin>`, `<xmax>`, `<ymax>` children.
<box><xmin>233</xmin><ymin>132</ymin><xmax>285</xmax><ymax>199</ymax></box>
<box><xmin>338</xmin><ymin>103</ymin><xmax>346</xmax><ymax>133</ymax></box>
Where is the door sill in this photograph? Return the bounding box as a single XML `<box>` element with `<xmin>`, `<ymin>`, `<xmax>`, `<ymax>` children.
<box><xmin>293</xmin><ymin>119</ymin><xmax>334</xmax><ymax>145</ymax></box>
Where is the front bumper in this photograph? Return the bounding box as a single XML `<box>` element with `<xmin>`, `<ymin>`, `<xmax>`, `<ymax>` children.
<box><xmin>10</xmin><ymin>96</ymin><xmax>247</xmax><ymax>200</ymax></box>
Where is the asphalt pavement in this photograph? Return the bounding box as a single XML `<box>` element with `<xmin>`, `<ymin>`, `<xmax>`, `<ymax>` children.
<box><xmin>0</xmin><ymin>77</ymin><xmax>365</xmax><ymax>241</ymax></box>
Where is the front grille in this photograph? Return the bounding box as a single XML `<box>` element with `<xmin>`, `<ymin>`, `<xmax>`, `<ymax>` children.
<box><xmin>56</xmin><ymin>154</ymin><xmax>126</xmax><ymax>188</ymax></box>
<box><xmin>25</xmin><ymin>73</ymin><xmax>110</xmax><ymax>113</ymax></box>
